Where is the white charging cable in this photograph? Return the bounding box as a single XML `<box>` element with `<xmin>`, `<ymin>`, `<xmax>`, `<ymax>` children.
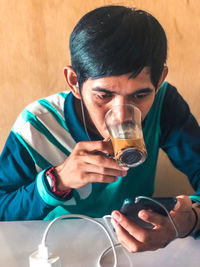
<box><xmin>29</xmin><ymin>197</ymin><xmax>179</xmax><ymax>267</ymax></box>
<box><xmin>29</xmin><ymin>214</ymin><xmax>118</xmax><ymax>267</ymax></box>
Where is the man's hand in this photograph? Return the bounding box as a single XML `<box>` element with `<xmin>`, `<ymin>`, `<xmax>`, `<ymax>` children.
<box><xmin>111</xmin><ymin>195</ymin><xmax>197</xmax><ymax>253</ymax></box>
<box><xmin>54</xmin><ymin>140</ymin><xmax>128</xmax><ymax>190</ymax></box>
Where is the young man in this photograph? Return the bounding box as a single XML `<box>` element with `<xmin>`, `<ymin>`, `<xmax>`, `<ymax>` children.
<box><xmin>0</xmin><ymin>5</ymin><xmax>200</xmax><ymax>252</ymax></box>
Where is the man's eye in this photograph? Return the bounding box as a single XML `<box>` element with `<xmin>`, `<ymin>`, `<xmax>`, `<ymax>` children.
<box><xmin>134</xmin><ymin>93</ymin><xmax>149</xmax><ymax>99</ymax></box>
<box><xmin>96</xmin><ymin>94</ymin><xmax>112</xmax><ymax>99</ymax></box>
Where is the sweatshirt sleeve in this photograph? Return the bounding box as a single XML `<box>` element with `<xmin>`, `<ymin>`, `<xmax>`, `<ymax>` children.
<box><xmin>0</xmin><ymin>131</ymin><xmax>67</xmax><ymax>220</ymax></box>
<box><xmin>160</xmin><ymin>84</ymin><xmax>200</xmax><ymax>203</ymax></box>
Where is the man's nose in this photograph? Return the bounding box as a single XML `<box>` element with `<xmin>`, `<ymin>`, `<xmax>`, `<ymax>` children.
<box><xmin>114</xmin><ymin>96</ymin><xmax>127</xmax><ymax>106</ymax></box>
<box><xmin>114</xmin><ymin>97</ymin><xmax>129</xmax><ymax>123</ymax></box>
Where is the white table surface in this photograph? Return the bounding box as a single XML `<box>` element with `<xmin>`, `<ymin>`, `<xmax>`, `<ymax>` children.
<box><xmin>0</xmin><ymin>219</ymin><xmax>200</xmax><ymax>267</ymax></box>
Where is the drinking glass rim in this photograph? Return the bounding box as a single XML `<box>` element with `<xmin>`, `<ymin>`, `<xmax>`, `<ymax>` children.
<box><xmin>104</xmin><ymin>103</ymin><xmax>141</xmax><ymax>121</ymax></box>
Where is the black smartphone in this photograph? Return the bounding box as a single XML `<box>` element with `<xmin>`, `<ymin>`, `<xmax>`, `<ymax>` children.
<box><xmin>120</xmin><ymin>196</ymin><xmax>177</xmax><ymax>229</ymax></box>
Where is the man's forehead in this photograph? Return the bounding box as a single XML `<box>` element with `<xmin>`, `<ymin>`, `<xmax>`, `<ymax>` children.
<box><xmin>84</xmin><ymin>67</ymin><xmax>153</xmax><ymax>92</ymax></box>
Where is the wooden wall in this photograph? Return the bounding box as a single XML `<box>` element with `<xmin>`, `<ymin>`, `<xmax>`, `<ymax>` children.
<box><xmin>0</xmin><ymin>0</ymin><xmax>199</xmax><ymax>196</ymax></box>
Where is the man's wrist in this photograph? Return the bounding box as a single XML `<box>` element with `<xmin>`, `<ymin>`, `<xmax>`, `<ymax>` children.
<box><xmin>181</xmin><ymin>207</ymin><xmax>198</xmax><ymax>238</ymax></box>
<box><xmin>45</xmin><ymin>167</ymin><xmax>72</xmax><ymax>199</ymax></box>
<box><xmin>191</xmin><ymin>204</ymin><xmax>200</xmax><ymax>238</ymax></box>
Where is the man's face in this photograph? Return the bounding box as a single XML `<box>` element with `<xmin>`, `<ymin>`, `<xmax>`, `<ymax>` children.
<box><xmin>79</xmin><ymin>67</ymin><xmax>156</xmax><ymax>139</ymax></box>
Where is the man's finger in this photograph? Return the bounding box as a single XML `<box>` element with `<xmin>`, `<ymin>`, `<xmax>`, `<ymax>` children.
<box><xmin>83</xmin><ymin>162</ymin><xmax>128</xmax><ymax>177</ymax></box>
<box><xmin>111</xmin><ymin>218</ymin><xmax>143</xmax><ymax>253</ymax></box>
<box><xmin>85</xmin><ymin>172</ymin><xmax>118</xmax><ymax>184</ymax></box>
<box><xmin>173</xmin><ymin>195</ymin><xmax>192</xmax><ymax>212</ymax></box>
<box><xmin>138</xmin><ymin>209</ymin><xmax>166</xmax><ymax>227</ymax></box>
<box><xmin>80</xmin><ymin>153</ymin><xmax>129</xmax><ymax>171</ymax></box>
<box><xmin>111</xmin><ymin>210</ymin><xmax>149</xmax><ymax>242</ymax></box>
<box><xmin>76</xmin><ymin>140</ymin><xmax>114</xmax><ymax>155</ymax></box>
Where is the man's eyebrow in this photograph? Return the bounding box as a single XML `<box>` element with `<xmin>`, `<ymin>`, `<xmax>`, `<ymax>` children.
<box><xmin>92</xmin><ymin>87</ymin><xmax>154</xmax><ymax>94</ymax></box>
<box><xmin>92</xmin><ymin>87</ymin><xmax>114</xmax><ymax>93</ymax></box>
<box><xmin>130</xmin><ymin>88</ymin><xmax>154</xmax><ymax>95</ymax></box>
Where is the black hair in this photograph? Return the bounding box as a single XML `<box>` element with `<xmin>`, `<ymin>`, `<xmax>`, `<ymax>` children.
<box><xmin>69</xmin><ymin>5</ymin><xmax>167</xmax><ymax>89</ymax></box>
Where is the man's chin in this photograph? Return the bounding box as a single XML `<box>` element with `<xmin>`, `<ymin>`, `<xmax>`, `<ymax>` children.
<box><xmin>98</xmin><ymin>129</ymin><xmax>110</xmax><ymax>141</ymax></box>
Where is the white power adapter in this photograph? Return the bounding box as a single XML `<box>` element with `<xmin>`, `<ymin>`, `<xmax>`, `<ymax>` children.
<box><xmin>29</xmin><ymin>244</ymin><xmax>61</xmax><ymax>267</ymax></box>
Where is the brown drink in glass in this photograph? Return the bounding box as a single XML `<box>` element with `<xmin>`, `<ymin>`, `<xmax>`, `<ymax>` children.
<box><xmin>105</xmin><ymin>104</ymin><xmax>147</xmax><ymax>167</ymax></box>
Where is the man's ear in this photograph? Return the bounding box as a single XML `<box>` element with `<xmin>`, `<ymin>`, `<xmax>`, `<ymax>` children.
<box><xmin>64</xmin><ymin>66</ymin><xmax>81</xmax><ymax>99</ymax></box>
<box><xmin>156</xmin><ymin>66</ymin><xmax>168</xmax><ymax>91</ymax></box>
